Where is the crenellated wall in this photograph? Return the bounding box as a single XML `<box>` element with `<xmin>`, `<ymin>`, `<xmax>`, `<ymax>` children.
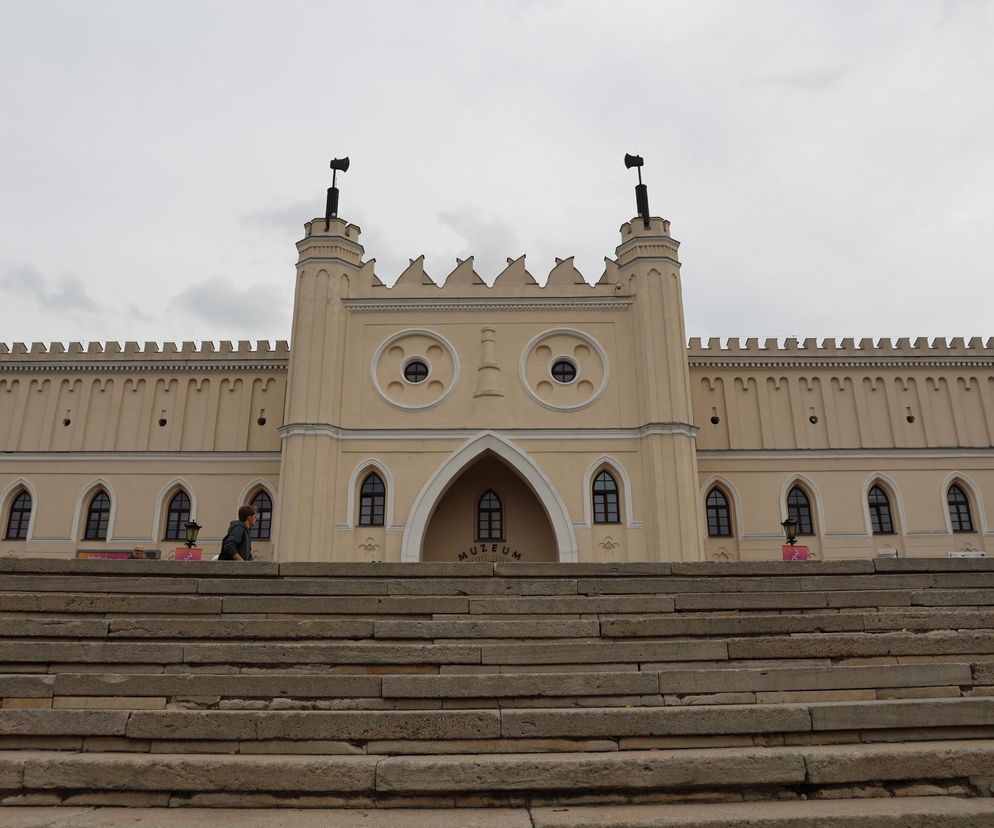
<box><xmin>689</xmin><ymin>337</ymin><xmax>994</xmax><ymax>451</ymax></box>
<box><xmin>0</xmin><ymin>341</ymin><xmax>288</xmax><ymax>453</ymax></box>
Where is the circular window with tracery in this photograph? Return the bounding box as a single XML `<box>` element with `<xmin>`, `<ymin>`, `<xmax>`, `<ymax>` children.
<box><xmin>403</xmin><ymin>359</ymin><xmax>429</xmax><ymax>384</ymax></box>
<box><xmin>551</xmin><ymin>358</ymin><xmax>577</xmax><ymax>384</ymax></box>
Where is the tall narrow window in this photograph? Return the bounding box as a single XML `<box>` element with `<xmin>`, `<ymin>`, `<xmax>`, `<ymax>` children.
<box><xmin>84</xmin><ymin>490</ymin><xmax>111</xmax><ymax>541</ymax></box>
<box><xmin>705</xmin><ymin>487</ymin><xmax>732</xmax><ymax>537</ymax></box>
<box><xmin>477</xmin><ymin>490</ymin><xmax>503</xmax><ymax>541</ymax></box>
<box><xmin>359</xmin><ymin>473</ymin><xmax>385</xmax><ymax>527</ymax></box>
<box><xmin>948</xmin><ymin>484</ymin><xmax>974</xmax><ymax>533</ymax></box>
<box><xmin>5</xmin><ymin>490</ymin><xmax>32</xmax><ymax>540</ymax></box>
<box><xmin>592</xmin><ymin>470</ymin><xmax>620</xmax><ymax>524</ymax></box>
<box><xmin>164</xmin><ymin>491</ymin><xmax>191</xmax><ymax>540</ymax></box>
<box><xmin>786</xmin><ymin>486</ymin><xmax>814</xmax><ymax>536</ymax></box>
<box><xmin>868</xmin><ymin>485</ymin><xmax>894</xmax><ymax>534</ymax></box>
<box><xmin>250</xmin><ymin>490</ymin><xmax>273</xmax><ymax>540</ymax></box>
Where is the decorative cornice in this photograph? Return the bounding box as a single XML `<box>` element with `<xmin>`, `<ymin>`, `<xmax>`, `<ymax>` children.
<box><xmin>0</xmin><ymin>361</ymin><xmax>288</xmax><ymax>373</ymax></box>
<box><xmin>0</xmin><ymin>451</ymin><xmax>281</xmax><ymax>461</ymax></box>
<box><xmin>690</xmin><ymin>358</ymin><xmax>994</xmax><ymax>370</ymax></box>
<box><xmin>698</xmin><ymin>448</ymin><xmax>994</xmax><ymax>461</ymax></box>
<box><xmin>343</xmin><ymin>296</ymin><xmax>634</xmax><ymax>312</ymax></box>
<box><xmin>279</xmin><ymin>422</ymin><xmax>698</xmax><ymax>440</ymax></box>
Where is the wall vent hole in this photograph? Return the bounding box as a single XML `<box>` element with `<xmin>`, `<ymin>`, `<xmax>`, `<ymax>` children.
<box><xmin>710</xmin><ymin>415</ymin><xmax>720</xmax><ymax>425</ymax></box>
<box><xmin>257</xmin><ymin>417</ymin><xmax>267</xmax><ymax>426</ymax></box>
<box><xmin>158</xmin><ymin>418</ymin><xmax>167</xmax><ymax>427</ymax></box>
<box><xmin>808</xmin><ymin>415</ymin><xmax>819</xmax><ymax>424</ymax></box>
<box><xmin>62</xmin><ymin>418</ymin><xmax>71</xmax><ymax>427</ymax></box>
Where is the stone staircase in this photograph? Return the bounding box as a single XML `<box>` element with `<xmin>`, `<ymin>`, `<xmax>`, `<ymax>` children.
<box><xmin>3</xmin><ymin>556</ymin><xmax>994</xmax><ymax>826</ymax></box>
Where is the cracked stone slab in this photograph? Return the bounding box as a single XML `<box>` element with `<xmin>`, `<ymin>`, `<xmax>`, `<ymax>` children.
<box><xmin>376</xmin><ymin>747</ymin><xmax>806</xmax><ymax>792</ymax></box>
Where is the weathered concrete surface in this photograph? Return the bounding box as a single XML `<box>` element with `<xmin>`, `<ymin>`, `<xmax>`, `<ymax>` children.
<box><xmin>376</xmin><ymin>748</ymin><xmax>806</xmax><ymax>792</ymax></box>
<box><xmin>670</xmin><ymin>561</ymin><xmax>874</xmax><ymax>576</ymax></box>
<box><xmin>125</xmin><ymin>710</ymin><xmax>502</xmax><ymax>741</ymax></box>
<box><xmin>0</xmin><ymin>619</ymin><xmax>109</xmax><ymax>638</ymax></box>
<box><xmin>221</xmin><ymin>596</ymin><xmax>471</xmax><ymax>614</ymax></box>
<box><xmin>494</xmin><ymin>563</ymin><xmax>673</xmax><ymax>577</ymax></box>
<box><xmin>803</xmin><ymin>739</ymin><xmax>994</xmax><ymax>783</ymax></box>
<box><xmin>106</xmin><ymin>618</ymin><xmax>375</xmax><ymax>639</ymax></box>
<box><xmin>278</xmin><ymin>562</ymin><xmax>494</xmax><ymax>578</ymax></box>
<box><xmin>374</xmin><ymin>620</ymin><xmax>600</xmax><ymax>639</ymax></box>
<box><xmin>53</xmin><ymin>673</ymin><xmax>383</xmax><ymax>698</ymax></box>
<box><xmin>197</xmin><ymin>579</ymin><xmax>390</xmax><ymax>595</ymax></box>
<box><xmin>0</xmin><ymin>559</ymin><xmax>279</xmax><ymax>576</ymax></box>
<box><xmin>181</xmin><ymin>642</ymin><xmax>481</xmax><ymax>665</ymax></box>
<box><xmin>0</xmin><ymin>594</ymin><xmax>222</xmax><ymax>614</ymax></box>
<box><xmin>657</xmin><ymin>664</ymin><xmax>972</xmax><ymax>694</ymax></box>
<box><xmin>0</xmin><ymin>675</ymin><xmax>56</xmax><ymax>697</ymax></box>
<box><xmin>531</xmin><ymin>797</ymin><xmax>994</xmax><ymax>827</ymax></box>
<box><xmin>481</xmin><ymin>641</ymin><xmax>726</xmax><ymax>665</ymax></box>
<box><xmin>14</xmin><ymin>751</ymin><xmax>378</xmax><ymax>792</ymax></box>
<box><xmin>382</xmin><ymin>672</ymin><xmax>657</xmax><ymax>699</ymax></box>
<box><xmin>0</xmin><ymin>807</ymin><xmax>534</xmax><ymax>827</ymax></box>
<box><xmin>501</xmin><ymin>705</ymin><xmax>811</xmax><ymax>738</ymax></box>
<box><xmin>579</xmin><ymin>577</ymin><xmax>802</xmax><ymax>594</ymax></box>
<box><xmin>602</xmin><ymin>614</ymin><xmax>866</xmax><ymax>638</ymax></box>
<box><xmin>388</xmin><ymin>579</ymin><xmax>578</xmax><ymax>596</ymax></box>
<box><xmin>0</xmin><ymin>710</ymin><xmax>128</xmax><ymax>736</ymax></box>
<box><xmin>810</xmin><ymin>698</ymin><xmax>994</xmax><ymax>731</ymax></box>
<box><xmin>468</xmin><ymin>596</ymin><xmax>676</xmax><ymax>614</ymax></box>
<box><xmin>0</xmin><ymin>575</ymin><xmax>198</xmax><ymax>594</ymax></box>
<box><xmin>727</xmin><ymin>632</ymin><xmax>994</xmax><ymax>659</ymax></box>
<box><xmin>0</xmin><ymin>642</ymin><xmax>183</xmax><ymax>664</ymax></box>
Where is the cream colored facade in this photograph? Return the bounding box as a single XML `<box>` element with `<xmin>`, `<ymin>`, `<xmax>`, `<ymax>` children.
<box><xmin>1</xmin><ymin>211</ymin><xmax>992</xmax><ymax>562</ymax></box>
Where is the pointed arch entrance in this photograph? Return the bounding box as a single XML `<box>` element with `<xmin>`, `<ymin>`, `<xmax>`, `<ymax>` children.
<box><xmin>401</xmin><ymin>432</ymin><xmax>576</xmax><ymax>563</ymax></box>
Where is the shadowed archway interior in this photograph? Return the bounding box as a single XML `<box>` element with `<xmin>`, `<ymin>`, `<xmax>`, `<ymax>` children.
<box><xmin>421</xmin><ymin>452</ymin><xmax>558</xmax><ymax>562</ymax></box>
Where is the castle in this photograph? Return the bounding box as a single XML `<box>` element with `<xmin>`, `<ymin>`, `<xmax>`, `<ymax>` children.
<box><xmin>2</xmin><ymin>206</ymin><xmax>992</xmax><ymax>562</ymax></box>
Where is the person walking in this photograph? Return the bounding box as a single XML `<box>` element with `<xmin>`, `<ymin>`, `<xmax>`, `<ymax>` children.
<box><xmin>219</xmin><ymin>505</ymin><xmax>257</xmax><ymax>561</ymax></box>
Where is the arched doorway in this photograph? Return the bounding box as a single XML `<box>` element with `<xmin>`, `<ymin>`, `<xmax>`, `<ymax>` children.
<box><xmin>422</xmin><ymin>453</ymin><xmax>557</xmax><ymax>562</ymax></box>
<box><xmin>401</xmin><ymin>432</ymin><xmax>575</xmax><ymax>562</ymax></box>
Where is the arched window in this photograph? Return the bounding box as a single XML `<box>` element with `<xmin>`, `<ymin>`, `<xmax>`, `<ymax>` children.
<box><xmin>948</xmin><ymin>484</ymin><xmax>974</xmax><ymax>533</ymax></box>
<box><xmin>250</xmin><ymin>490</ymin><xmax>273</xmax><ymax>540</ymax></box>
<box><xmin>163</xmin><ymin>491</ymin><xmax>191</xmax><ymax>540</ymax></box>
<box><xmin>359</xmin><ymin>472</ymin><xmax>385</xmax><ymax>527</ymax></box>
<box><xmin>592</xmin><ymin>470</ymin><xmax>620</xmax><ymax>524</ymax></box>
<box><xmin>868</xmin><ymin>485</ymin><xmax>894</xmax><ymax>534</ymax></box>
<box><xmin>705</xmin><ymin>487</ymin><xmax>732</xmax><ymax>537</ymax></box>
<box><xmin>84</xmin><ymin>490</ymin><xmax>111</xmax><ymax>541</ymax></box>
<box><xmin>5</xmin><ymin>490</ymin><xmax>32</xmax><ymax>540</ymax></box>
<box><xmin>786</xmin><ymin>486</ymin><xmax>814</xmax><ymax>536</ymax></box>
<box><xmin>477</xmin><ymin>490</ymin><xmax>503</xmax><ymax>541</ymax></box>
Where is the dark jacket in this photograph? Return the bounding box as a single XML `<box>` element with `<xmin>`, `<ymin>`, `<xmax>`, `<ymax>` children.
<box><xmin>219</xmin><ymin>520</ymin><xmax>253</xmax><ymax>561</ymax></box>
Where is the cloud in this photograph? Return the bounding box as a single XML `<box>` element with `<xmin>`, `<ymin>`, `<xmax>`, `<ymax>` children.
<box><xmin>0</xmin><ymin>263</ymin><xmax>99</xmax><ymax>312</ymax></box>
<box><xmin>167</xmin><ymin>276</ymin><xmax>290</xmax><ymax>332</ymax></box>
<box><xmin>241</xmin><ymin>200</ymin><xmax>317</xmax><ymax>237</ymax></box>
<box><xmin>437</xmin><ymin>207</ymin><xmax>521</xmax><ymax>282</ymax></box>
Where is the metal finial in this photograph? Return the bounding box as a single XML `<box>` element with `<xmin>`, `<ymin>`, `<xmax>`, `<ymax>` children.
<box><xmin>325</xmin><ymin>157</ymin><xmax>350</xmax><ymax>229</ymax></box>
<box><xmin>624</xmin><ymin>153</ymin><xmax>650</xmax><ymax>229</ymax></box>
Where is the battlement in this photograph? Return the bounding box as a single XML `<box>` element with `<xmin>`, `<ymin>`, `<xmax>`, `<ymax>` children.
<box><xmin>297</xmin><ymin>215</ymin><xmax>688</xmax><ymax>298</ymax></box>
<box><xmin>0</xmin><ymin>340</ymin><xmax>290</xmax><ymax>364</ymax></box>
<box><xmin>687</xmin><ymin>337</ymin><xmax>994</xmax><ymax>358</ymax></box>
<box><xmin>342</xmin><ymin>254</ymin><xmax>627</xmax><ymax>298</ymax></box>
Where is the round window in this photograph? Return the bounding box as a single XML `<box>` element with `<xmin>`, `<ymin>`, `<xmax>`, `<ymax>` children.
<box><xmin>403</xmin><ymin>359</ymin><xmax>429</xmax><ymax>384</ymax></box>
<box><xmin>551</xmin><ymin>359</ymin><xmax>577</xmax><ymax>384</ymax></box>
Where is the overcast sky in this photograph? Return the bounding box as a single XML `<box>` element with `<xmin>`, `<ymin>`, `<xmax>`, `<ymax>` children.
<box><xmin>1</xmin><ymin>0</ymin><xmax>991</xmax><ymax>347</ymax></box>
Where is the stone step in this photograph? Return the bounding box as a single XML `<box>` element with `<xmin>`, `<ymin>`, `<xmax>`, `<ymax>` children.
<box><xmin>3</xmin><ymin>698</ymin><xmax>992</xmax><ymax>743</ymax></box>
<box><xmin>7</xmin><ymin>799</ymin><xmax>994</xmax><ymax>828</ymax></box>
<box><xmin>6</xmin><ymin>570</ymin><xmax>994</xmax><ymax>595</ymax></box>
<box><xmin>604</xmin><ymin>609</ymin><xmax>994</xmax><ymax>637</ymax></box>
<box><xmin>1</xmin><ymin>661</ymin><xmax>980</xmax><ymax>709</ymax></box>
<box><xmin>4</xmin><ymin>612</ymin><xmax>994</xmax><ymax>642</ymax></box>
<box><xmin>3</xmin><ymin>741</ymin><xmax>994</xmax><ymax>806</ymax></box>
